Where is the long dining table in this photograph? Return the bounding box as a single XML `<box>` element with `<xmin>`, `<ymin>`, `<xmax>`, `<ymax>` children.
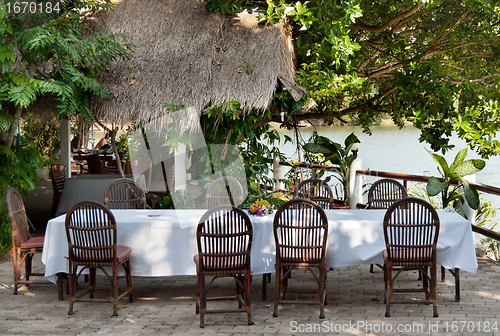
<box><xmin>42</xmin><ymin>208</ymin><xmax>478</xmax><ymax>289</ymax></box>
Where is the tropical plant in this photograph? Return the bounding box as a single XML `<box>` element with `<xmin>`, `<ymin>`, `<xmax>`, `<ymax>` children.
<box><xmin>476</xmin><ymin>198</ymin><xmax>500</xmax><ymax>261</ymax></box>
<box><xmin>0</xmin><ymin>142</ymin><xmax>42</xmax><ymax>254</ymax></box>
<box><xmin>154</xmin><ymin>190</ymin><xmax>196</xmax><ymax>210</ymax></box>
<box><xmin>426</xmin><ymin>148</ymin><xmax>485</xmax><ymax>211</ymax></box>
<box><xmin>302</xmin><ymin>132</ymin><xmax>360</xmax><ymax>203</ymax></box>
<box><xmin>0</xmin><ymin>0</ymin><xmax>134</xmax><ymax>149</ymax></box>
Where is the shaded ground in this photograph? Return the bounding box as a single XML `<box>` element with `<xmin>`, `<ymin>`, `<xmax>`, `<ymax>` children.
<box><xmin>22</xmin><ymin>180</ymin><xmax>53</xmax><ymax>236</ymax></box>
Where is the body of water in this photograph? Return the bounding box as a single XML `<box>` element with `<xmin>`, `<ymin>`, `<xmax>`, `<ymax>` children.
<box><xmin>274</xmin><ymin>124</ymin><xmax>500</xmax><ymax>210</ymax></box>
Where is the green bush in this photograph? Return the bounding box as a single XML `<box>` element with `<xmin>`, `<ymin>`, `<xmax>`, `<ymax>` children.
<box><xmin>0</xmin><ymin>144</ymin><xmax>42</xmax><ymax>255</ymax></box>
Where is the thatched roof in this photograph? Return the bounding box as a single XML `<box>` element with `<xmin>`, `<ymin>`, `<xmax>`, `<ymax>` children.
<box><xmin>89</xmin><ymin>0</ymin><xmax>305</xmax><ymax>126</ymax></box>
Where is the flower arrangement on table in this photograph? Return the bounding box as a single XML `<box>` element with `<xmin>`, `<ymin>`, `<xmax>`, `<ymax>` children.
<box><xmin>247</xmin><ymin>199</ymin><xmax>274</xmax><ymax>216</ymax></box>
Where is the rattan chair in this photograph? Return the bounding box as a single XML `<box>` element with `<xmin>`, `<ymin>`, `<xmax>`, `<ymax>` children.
<box><xmin>65</xmin><ymin>201</ymin><xmax>133</xmax><ymax>316</ymax></box>
<box><xmin>293</xmin><ymin>178</ymin><xmax>334</xmax><ymax>209</ymax></box>
<box><xmin>87</xmin><ymin>153</ymin><xmax>103</xmax><ymax>174</ymax></box>
<box><xmin>367</xmin><ymin>179</ymin><xmax>407</xmax><ymax>272</ymax></box>
<box><xmin>103</xmin><ymin>160</ymin><xmax>121</xmax><ymax>174</ymax></box>
<box><xmin>383</xmin><ymin>197</ymin><xmax>440</xmax><ymax>318</ymax></box>
<box><xmin>273</xmin><ymin>199</ymin><xmax>328</xmax><ymax>319</ymax></box>
<box><xmin>205</xmin><ymin>176</ymin><xmax>244</xmax><ymax>208</ymax></box>
<box><xmin>103</xmin><ymin>178</ymin><xmax>147</xmax><ymax>209</ymax></box>
<box><xmin>6</xmin><ymin>188</ymin><xmax>52</xmax><ymax>294</ymax></box>
<box><xmin>50</xmin><ymin>163</ymin><xmax>67</xmax><ymax>218</ymax></box>
<box><xmin>367</xmin><ymin>179</ymin><xmax>407</xmax><ymax>209</ymax></box>
<box><xmin>194</xmin><ymin>205</ymin><xmax>253</xmax><ymax>328</ymax></box>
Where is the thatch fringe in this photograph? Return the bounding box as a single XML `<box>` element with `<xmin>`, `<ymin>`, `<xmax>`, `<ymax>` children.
<box><xmin>89</xmin><ymin>0</ymin><xmax>305</xmax><ymax>126</ymax></box>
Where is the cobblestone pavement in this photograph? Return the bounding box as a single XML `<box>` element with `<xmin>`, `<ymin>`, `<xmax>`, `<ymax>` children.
<box><xmin>5</xmin><ymin>181</ymin><xmax>500</xmax><ymax>335</ymax></box>
<box><xmin>0</xmin><ymin>255</ymin><xmax>499</xmax><ymax>336</ymax></box>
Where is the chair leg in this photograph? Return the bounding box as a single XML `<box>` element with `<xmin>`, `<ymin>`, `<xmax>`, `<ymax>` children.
<box><xmin>273</xmin><ymin>267</ymin><xmax>281</xmax><ymax>318</ymax></box>
<box><xmin>125</xmin><ymin>260</ymin><xmax>133</xmax><ymax>303</ymax></box>
<box><xmin>25</xmin><ymin>254</ymin><xmax>32</xmax><ymax>283</ymax></box>
<box><xmin>12</xmin><ymin>251</ymin><xmax>21</xmax><ymax>295</ymax></box>
<box><xmin>199</xmin><ymin>274</ymin><xmax>206</xmax><ymax>328</ymax></box>
<box><xmin>370</xmin><ymin>264</ymin><xmax>374</xmax><ymax>273</ymax></box>
<box><xmin>422</xmin><ymin>266</ymin><xmax>430</xmax><ymax>301</ymax></box>
<box><xmin>111</xmin><ymin>270</ymin><xmax>118</xmax><ymax>317</ymax></box>
<box><xmin>262</xmin><ymin>274</ymin><xmax>267</xmax><ymax>301</ymax></box>
<box><xmin>195</xmin><ymin>274</ymin><xmax>200</xmax><ymax>314</ymax></box>
<box><xmin>431</xmin><ymin>265</ymin><xmax>438</xmax><ymax>317</ymax></box>
<box><xmin>319</xmin><ymin>267</ymin><xmax>326</xmax><ymax>319</ymax></box>
<box><xmin>68</xmin><ymin>265</ymin><xmax>76</xmax><ymax>315</ymax></box>
<box><xmin>236</xmin><ymin>275</ymin><xmax>243</xmax><ymax>309</ymax></box>
<box><xmin>384</xmin><ymin>264</ymin><xmax>391</xmax><ymax>317</ymax></box>
<box><xmin>245</xmin><ymin>273</ymin><xmax>254</xmax><ymax>325</ymax></box>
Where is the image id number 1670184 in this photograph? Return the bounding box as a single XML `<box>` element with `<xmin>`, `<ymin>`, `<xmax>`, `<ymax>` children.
<box><xmin>6</xmin><ymin>1</ymin><xmax>61</xmax><ymax>14</ymax></box>
<box><xmin>444</xmin><ymin>321</ymin><xmax>498</xmax><ymax>333</ymax></box>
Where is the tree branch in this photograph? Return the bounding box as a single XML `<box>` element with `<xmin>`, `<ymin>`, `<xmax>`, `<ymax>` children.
<box><xmin>353</xmin><ymin>3</ymin><xmax>423</xmax><ymax>33</ymax></box>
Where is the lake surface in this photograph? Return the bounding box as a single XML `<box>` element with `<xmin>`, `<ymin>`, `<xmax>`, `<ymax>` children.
<box><xmin>274</xmin><ymin>124</ymin><xmax>500</xmax><ymax>209</ymax></box>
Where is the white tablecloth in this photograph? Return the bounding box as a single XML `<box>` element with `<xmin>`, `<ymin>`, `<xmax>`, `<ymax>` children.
<box><xmin>41</xmin><ymin>209</ymin><xmax>477</xmax><ymax>283</ymax></box>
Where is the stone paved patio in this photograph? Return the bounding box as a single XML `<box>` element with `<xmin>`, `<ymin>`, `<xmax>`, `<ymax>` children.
<box><xmin>0</xmin><ymin>255</ymin><xmax>499</xmax><ymax>335</ymax></box>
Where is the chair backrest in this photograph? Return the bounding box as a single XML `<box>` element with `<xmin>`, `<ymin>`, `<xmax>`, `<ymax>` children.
<box><xmin>205</xmin><ymin>176</ymin><xmax>244</xmax><ymax>209</ymax></box>
<box><xmin>383</xmin><ymin>197</ymin><xmax>440</xmax><ymax>267</ymax></box>
<box><xmin>6</xmin><ymin>188</ymin><xmax>30</xmax><ymax>248</ymax></box>
<box><xmin>293</xmin><ymin>178</ymin><xmax>333</xmax><ymax>209</ymax></box>
<box><xmin>273</xmin><ymin>199</ymin><xmax>328</xmax><ymax>264</ymax></box>
<box><xmin>87</xmin><ymin>153</ymin><xmax>103</xmax><ymax>174</ymax></box>
<box><xmin>50</xmin><ymin>164</ymin><xmax>67</xmax><ymax>195</ymax></box>
<box><xmin>65</xmin><ymin>201</ymin><xmax>118</xmax><ymax>267</ymax></box>
<box><xmin>104</xmin><ymin>160</ymin><xmax>120</xmax><ymax>174</ymax></box>
<box><xmin>196</xmin><ymin>205</ymin><xmax>253</xmax><ymax>273</ymax></box>
<box><xmin>103</xmin><ymin>178</ymin><xmax>146</xmax><ymax>209</ymax></box>
<box><xmin>367</xmin><ymin>178</ymin><xmax>407</xmax><ymax>209</ymax></box>
<box><xmin>129</xmin><ymin>159</ymin><xmax>152</xmax><ymax>192</ymax></box>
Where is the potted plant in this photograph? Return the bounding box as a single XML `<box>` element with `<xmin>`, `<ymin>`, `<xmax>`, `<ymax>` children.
<box><xmin>426</xmin><ymin>148</ymin><xmax>485</xmax><ymax>213</ymax></box>
<box><xmin>302</xmin><ymin>132</ymin><xmax>360</xmax><ymax>205</ymax></box>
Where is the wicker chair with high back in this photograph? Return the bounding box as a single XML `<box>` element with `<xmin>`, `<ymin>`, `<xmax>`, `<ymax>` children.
<box><xmin>273</xmin><ymin>199</ymin><xmax>329</xmax><ymax>319</ymax></box>
<box><xmin>6</xmin><ymin>188</ymin><xmax>52</xmax><ymax>295</ymax></box>
<box><xmin>87</xmin><ymin>153</ymin><xmax>103</xmax><ymax>174</ymax></box>
<box><xmin>366</xmin><ymin>178</ymin><xmax>407</xmax><ymax>273</ymax></box>
<box><xmin>103</xmin><ymin>178</ymin><xmax>147</xmax><ymax>209</ymax></box>
<box><xmin>65</xmin><ymin>201</ymin><xmax>133</xmax><ymax>316</ymax></box>
<box><xmin>383</xmin><ymin>197</ymin><xmax>440</xmax><ymax>318</ymax></box>
<box><xmin>194</xmin><ymin>205</ymin><xmax>254</xmax><ymax>328</ymax></box>
<box><xmin>50</xmin><ymin>163</ymin><xmax>67</xmax><ymax>218</ymax></box>
<box><xmin>205</xmin><ymin>176</ymin><xmax>244</xmax><ymax>209</ymax></box>
<box><xmin>367</xmin><ymin>179</ymin><xmax>407</xmax><ymax>209</ymax></box>
<box><xmin>293</xmin><ymin>178</ymin><xmax>334</xmax><ymax>209</ymax></box>
<box><xmin>103</xmin><ymin>160</ymin><xmax>121</xmax><ymax>174</ymax></box>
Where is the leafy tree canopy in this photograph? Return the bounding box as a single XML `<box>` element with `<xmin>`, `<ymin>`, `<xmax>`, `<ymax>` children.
<box><xmin>206</xmin><ymin>0</ymin><xmax>500</xmax><ymax>159</ymax></box>
<box><xmin>0</xmin><ymin>0</ymin><xmax>134</xmax><ymax>148</ymax></box>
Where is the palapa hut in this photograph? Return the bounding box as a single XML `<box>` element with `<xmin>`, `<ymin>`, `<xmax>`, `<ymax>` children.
<box><xmin>89</xmin><ymin>0</ymin><xmax>306</xmax><ymax>126</ymax></box>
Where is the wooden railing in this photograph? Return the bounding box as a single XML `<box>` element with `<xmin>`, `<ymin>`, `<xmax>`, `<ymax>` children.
<box><xmin>274</xmin><ymin>162</ymin><xmax>500</xmax><ymax>243</ymax></box>
<box><xmin>355</xmin><ymin>169</ymin><xmax>500</xmax><ymax>242</ymax></box>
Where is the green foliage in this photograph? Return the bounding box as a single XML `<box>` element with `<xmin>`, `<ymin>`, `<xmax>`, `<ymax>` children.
<box><xmin>154</xmin><ymin>190</ymin><xmax>196</xmax><ymax>209</ymax></box>
<box><xmin>206</xmin><ymin>0</ymin><xmax>500</xmax><ymax>159</ymax></box>
<box><xmin>0</xmin><ymin>142</ymin><xmax>42</xmax><ymax>253</ymax></box>
<box><xmin>426</xmin><ymin>148</ymin><xmax>485</xmax><ymax>211</ymax></box>
<box><xmin>20</xmin><ymin>114</ymin><xmax>60</xmax><ymax>164</ymax></box>
<box><xmin>0</xmin><ymin>0</ymin><xmax>134</xmax><ymax>119</ymax></box>
<box><xmin>302</xmin><ymin>132</ymin><xmax>360</xmax><ymax>203</ymax></box>
<box><xmin>476</xmin><ymin>198</ymin><xmax>500</xmax><ymax>261</ymax></box>
<box><xmin>200</xmin><ymin>101</ymin><xmax>289</xmax><ymax>196</ymax></box>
